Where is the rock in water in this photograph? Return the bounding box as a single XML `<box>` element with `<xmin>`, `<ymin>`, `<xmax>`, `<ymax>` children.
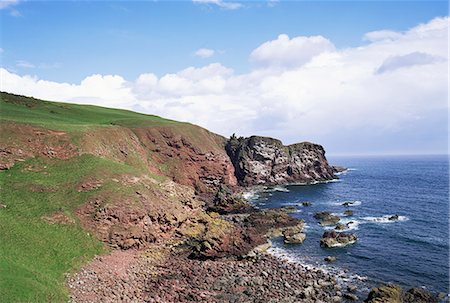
<box><xmin>365</xmin><ymin>284</ymin><xmax>438</xmax><ymax>303</ymax></box>
<box><xmin>365</xmin><ymin>284</ymin><xmax>402</xmax><ymax>303</ymax></box>
<box><xmin>225</xmin><ymin>135</ymin><xmax>336</xmax><ymax>186</ymax></box>
<box><xmin>388</xmin><ymin>214</ymin><xmax>399</xmax><ymax>221</ymax></box>
<box><xmin>320</xmin><ymin>231</ymin><xmax>357</xmax><ymax>248</ymax></box>
<box><xmin>302</xmin><ymin>201</ymin><xmax>312</xmax><ymax>207</ymax></box>
<box><xmin>344</xmin><ymin>210</ymin><xmax>354</xmax><ymax>216</ymax></box>
<box><xmin>403</xmin><ymin>287</ymin><xmax>438</xmax><ymax>303</ymax></box>
<box><xmin>324</xmin><ymin>256</ymin><xmax>337</xmax><ymax>262</ymax></box>
<box><xmin>314</xmin><ymin>211</ymin><xmax>340</xmax><ymax>226</ymax></box>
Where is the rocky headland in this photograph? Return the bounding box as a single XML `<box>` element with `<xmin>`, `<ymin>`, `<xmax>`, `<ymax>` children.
<box><xmin>0</xmin><ymin>93</ymin><xmax>440</xmax><ymax>303</ymax></box>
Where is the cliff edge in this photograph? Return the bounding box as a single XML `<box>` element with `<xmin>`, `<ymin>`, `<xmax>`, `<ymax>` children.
<box><xmin>225</xmin><ymin>135</ymin><xmax>335</xmax><ymax>186</ymax></box>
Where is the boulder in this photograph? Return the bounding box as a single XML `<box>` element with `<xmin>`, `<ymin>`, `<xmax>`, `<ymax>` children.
<box><xmin>283</xmin><ymin>224</ymin><xmax>306</xmax><ymax>244</ymax></box>
<box><xmin>324</xmin><ymin>256</ymin><xmax>336</xmax><ymax>262</ymax></box>
<box><xmin>388</xmin><ymin>214</ymin><xmax>399</xmax><ymax>221</ymax></box>
<box><xmin>344</xmin><ymin>210</ymin><xmax>353</xmax><ymax>216</ymax></box>
<box><xmin>335</xmin><ymin>223</ymin><xmax>347</xmax><ymax>231</ymax></box>
<box><xmin>320</xmin><ymin>231</ymin><xmax>357</xmax><ymax>248</ymax></box>
<box><xmin>314</xmin><ymin>211</ymin><xmax>340</xmax><ymax>226</ymax></box>
<box><xmin>365</xmin><ymin>285</ymin><xmax>438</xmax><ymax>303</ymax></box>
<box><xmin>365</xmin><ymin>284</ymin><xmax>402</xmax><ymax>303</ymax></box>
<box><xmin>403</xmin><ymin>287</ymin><xmax>437</xmax><ymax>303</ymax></box>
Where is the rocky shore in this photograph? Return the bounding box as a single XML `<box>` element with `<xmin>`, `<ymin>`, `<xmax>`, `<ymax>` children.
<box><xmin>68</xmin><ymin>247</ymin><xmax>346</xmax><ymax>303</ymax></box>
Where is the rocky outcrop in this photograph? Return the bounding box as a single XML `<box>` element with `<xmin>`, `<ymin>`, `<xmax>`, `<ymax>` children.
<box><xmin>314</xmin><ymin>211</ymin><xmax>341</xmax><ymax>226</ymax></box>
<box><xmin>320</xmin><ymin>231</ymin><xmax>357</xmax><ymax>248</ymax></box>
<box><xmin>225</xmin><ymin>135</ymin><xmax>336</xmax><ymax>186</ymax></box>
<box><xmin>365</xmin><ymin>284</ymin><xmax>438</xmax><ymax>303</ymax></box>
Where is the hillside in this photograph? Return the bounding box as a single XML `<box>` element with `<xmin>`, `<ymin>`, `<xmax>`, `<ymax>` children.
<box><xmin>0</xmin><ymin>92</ymin><xmax>337</xmax><ymax>302</ymax></box>
<box><xmin>0</xmin><ymin>92</ymin><xmax>244</xmax><ymax>301</ymax></box>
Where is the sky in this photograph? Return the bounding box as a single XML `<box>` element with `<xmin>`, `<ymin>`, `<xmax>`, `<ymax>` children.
<box><xmin>0</xmin><ymin>0</ymin><xmax>448</xmax><ymax>155</ymax></box>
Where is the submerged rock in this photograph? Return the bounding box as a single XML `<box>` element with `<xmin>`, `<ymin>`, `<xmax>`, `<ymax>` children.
<box><xmin>320</xmin><ymin>231</ymin><xmax>357</xmax><ymax>248</ymax></box>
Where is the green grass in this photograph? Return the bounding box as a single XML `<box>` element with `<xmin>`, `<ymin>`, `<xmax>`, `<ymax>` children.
<box><xmin>0</xmin><ymin>154</ymin><xmax>144</xmax><ymax>302</ymax></box>
<box><xmin>0</xmin><ymin>92</ymin><xmax>180</xmax><ymax>132</ymax></box>
<box><xmin>0</xmin><ymin>92</ymin><xmax>223</xmax><ymax>302</ymax></box>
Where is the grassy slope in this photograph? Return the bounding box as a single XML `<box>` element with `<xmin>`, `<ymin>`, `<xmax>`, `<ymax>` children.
<box><xmin>0</xmin><ymin>92</ymin><xmax>195</xmax><ymax>302</ymax></box>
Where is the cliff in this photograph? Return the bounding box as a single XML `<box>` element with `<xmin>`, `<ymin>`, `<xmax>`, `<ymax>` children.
<box><xmin>226</xmin><ymin>135</ymin><xmax>335</xmax><ymax>186</ymax></box>
<box><xmin>0</xmin><ymin>92</ymin><xmax>338</xmax><ymax>301</ymax></box>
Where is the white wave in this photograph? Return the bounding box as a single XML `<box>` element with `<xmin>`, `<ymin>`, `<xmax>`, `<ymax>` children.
<box><xmin>260</xmin><ymin>185</ymin><xmax>290</xmax><ymax>193</ymax></box>
<box><xmin>273</xmin><ymin>185</ymin><xmax>290</xmax><ymax>192</ymax></box>
<box><xmin>362</xmin><ymin>215</ymin><xmax>409</xmax><ymax>223</ymax></box>
<box><xmin>329</xmin><ymin>200</ymin><xmax>362</xmax><ymax>207</ymax></box>
<box><xmin>242</xmin><ymin>190</ymin><xmax>260</xmax><ymax>201</ymax></box>
<box><xmin>342</xmin><ymin>200</ymin><xmax>362</xmax><ymax>206</ymax></box>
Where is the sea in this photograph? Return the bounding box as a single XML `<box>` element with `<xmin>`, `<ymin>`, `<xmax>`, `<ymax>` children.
<box><xmin>246</xmin><ymin>155</ymin><xmax>449</xmax><ymax>297</ymax></box>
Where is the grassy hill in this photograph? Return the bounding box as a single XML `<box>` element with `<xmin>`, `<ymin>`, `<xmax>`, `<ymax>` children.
<box><xmin>0</xmin><ymin>92</ymin><xmax>236</xmax><ymax>302</ymax></box>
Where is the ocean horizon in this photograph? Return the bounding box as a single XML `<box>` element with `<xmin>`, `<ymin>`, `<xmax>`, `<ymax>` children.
<box><xmin>248</xmin><ymin>154</ymin><xmax>449</xmax><ymax>296</ymax></box>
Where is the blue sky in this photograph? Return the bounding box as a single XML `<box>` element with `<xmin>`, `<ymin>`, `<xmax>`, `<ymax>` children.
<box><xmin>1</xmin><ymin>1</ymin><xmax>448</xmax><ymax>155</ymax></box>
<box><xmin>1</xmin><ymin>1</ymin><xmax>447</xmax><ymax>82</ymax></box>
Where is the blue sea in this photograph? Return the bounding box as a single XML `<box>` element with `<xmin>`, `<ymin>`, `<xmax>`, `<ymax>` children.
<box><xmin>249</xmin><ymin>155</ymin><xmax>449</xmax><ymax>295</ymax></box>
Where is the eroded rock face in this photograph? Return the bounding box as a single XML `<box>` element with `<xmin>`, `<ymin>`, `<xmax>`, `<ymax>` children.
<box><xmin>226</xmin><ymin>135</ymin><xmax>335</xmax><ymax>186</ymax></box>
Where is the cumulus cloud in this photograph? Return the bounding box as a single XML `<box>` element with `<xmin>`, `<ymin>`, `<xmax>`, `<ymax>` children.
<box><xmin>250</xmin><ymin>34</ymin><xmax>335</xmax><ymax>68</ymax></box>
<box><xmin>193</xmin><ymin>0</ymin><xmax>242</xmax><ymax>10</ymax></box>
<box><xmin>376</xmin><ymin>52</ymin><xmax>443</xmax><ymax>74</ymax></box>
<box><xmin>364</xmin><ymin>30</ymin><xmax>402</xmax><ymax>42</ymax></box>
<box><xmin>195</xmin><ymin>48</ymin><xmax>215</xmax><ymax>58</ymax></box>
<box><xmin>1</xmin><ymin>17</ymin><xmax>448</xmax><ymax>154</ymax></box>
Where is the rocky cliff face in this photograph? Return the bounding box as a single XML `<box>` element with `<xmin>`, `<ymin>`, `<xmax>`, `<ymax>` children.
<box><xmin>225</xmin><ymin>135</ymin><xmax>335</xmax><ymax>186</ymax></box>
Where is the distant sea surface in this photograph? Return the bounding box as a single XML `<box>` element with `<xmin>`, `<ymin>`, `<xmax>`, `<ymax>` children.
<box><xmin>249</xmin><ymin>155</ymin><xmax>449</xmax><ymax>294</ymax></box>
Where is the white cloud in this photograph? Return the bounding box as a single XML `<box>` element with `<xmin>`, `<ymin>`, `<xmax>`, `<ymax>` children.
<box><xmin>364</xmin><ymin>30</ymin><xmax>402</xmax><ymax>42</ymax></box>
<box><xmin>1</xmin><ymin>17</ymin><xmax>448</xmax><ymax>154</ymax></box>
<box><xmin>16</xmin><ymin>60</ymin><xmax>35</xmax><ymax>68</ymax></box>
<box><xmin>376</xmin><ymin>52</ymin><xmax>443</xmax><ymax>74</ymax></box>
<box><xmin>193</xmin><ymin>0</ymin><xmax>242</xmax><ymax>10</ymax></box>
<box><xmin>250</xmin><ymin>34</ymin><xmax>336</xmax><ymax>68</ymax></box>
<box><xmin>0</xmin><ymin>0</ymin><xmax>19</xmax><ymax>9</ymax></box>
<box><xmin>195</xmin><ymin>48</ymin><xmax>215</xmax><ymax>58</ymax></box>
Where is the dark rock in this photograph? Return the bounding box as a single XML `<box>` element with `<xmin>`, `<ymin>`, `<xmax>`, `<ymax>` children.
<box><xmin>335</xmin><ymin>223</ymin><xmax>347</xmax><ymax>231</ymax></box>
<box><xmin>207</xmin><ymin>184</ymin><xmax>254</xmax><ymax>214</ymax></box>
<box><xmin>333</xmin><ymin>166</ymin><xmax>347</xmax><ymax>173</ymax></box>
<box><xmin>388</xmin><ymin>214</ymin><xmax>399</xmax><ymax>221</ymax></box>
<box><xmin>344</xmin><ymin>293</ymin><xmax>358</xmax><ymax>301</ymax></box>
<box><xmin>403</xmin><ymin>287</ymin><xmax>437</xmax><ymax>303</ymax></box>
<box><xmin>302</xmin><ymin>201</ymin><xmax>312</xmax><ymax>207</ymax></box>
<box><xmin>347</xmin><ymin>284</ymin><xmax>357</xmax><ymax>293</ymax></box>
